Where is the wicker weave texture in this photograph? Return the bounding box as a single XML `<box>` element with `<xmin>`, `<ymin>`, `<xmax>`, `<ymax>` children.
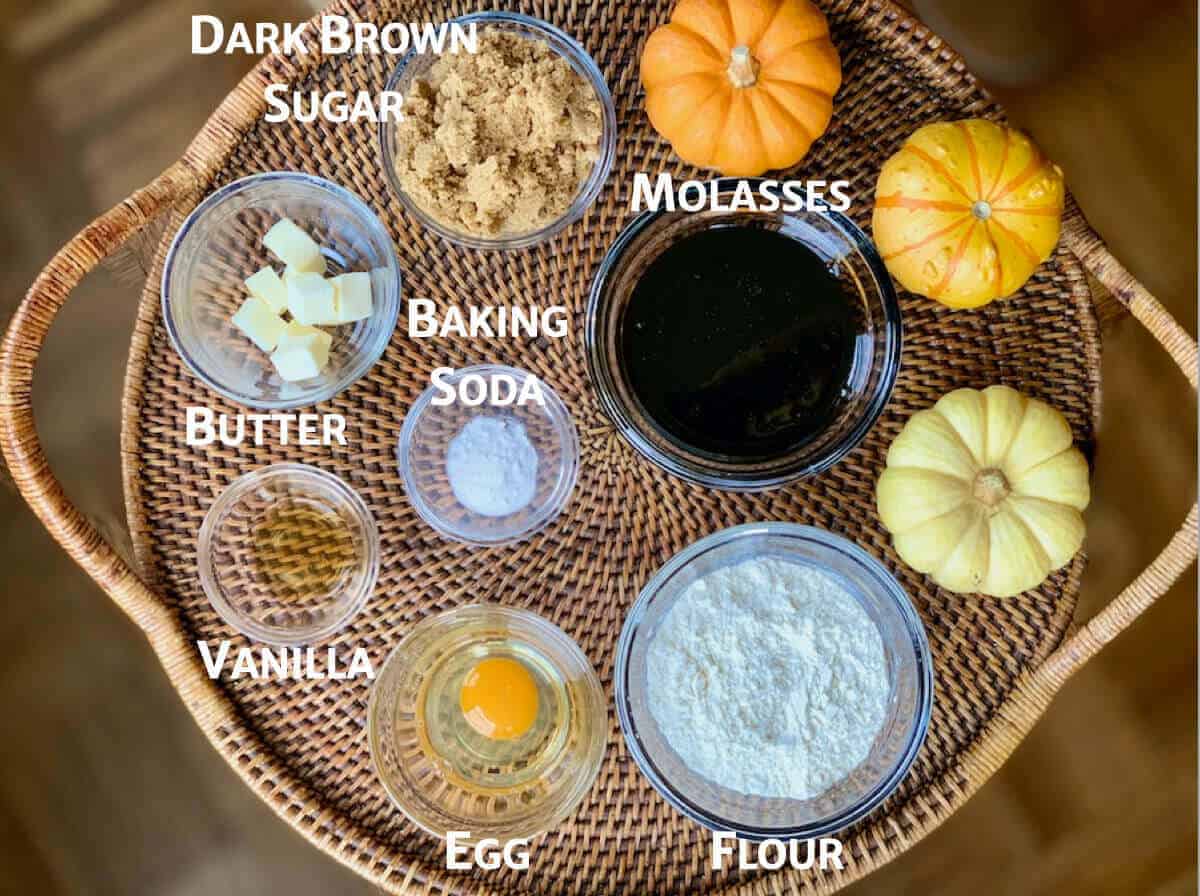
<box><xmin>2</xmin><ymin>1</ymin><xmax>1194</xmax><ymax>895</ymax></box>
<box><xmin>121</xmin><ymin>1</ymin><xmax>1103</xmax><ymax>892</ymax></box>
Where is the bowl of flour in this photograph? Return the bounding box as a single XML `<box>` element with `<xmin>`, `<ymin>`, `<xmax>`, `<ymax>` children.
<box><xmin>398</xmin><ymin>364</ymin><xmax>579</xmax><ymax>545</ymax></box>
<box><xmin>614</xmin><ymin>522</ymin><xmax>932</xmax><ymax>840</ymax></box>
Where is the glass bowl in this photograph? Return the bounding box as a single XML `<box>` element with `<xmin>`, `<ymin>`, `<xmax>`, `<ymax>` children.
<box><xmin>197</xmin><ymin>463</ymin><xmax>379</xmax><ymax>645</ymax></box>
<box><xmin>379</xmin><ymin>11</ymin><xmax>617</xmax><ymax>250</ymax></box>
<box><xmin>163</xmin><ymin>172</ymin><xmax>401</xmax><ymax>409</ymax></box>
<box><xmin>614</xmin><ymin>522</ymin><xmax>932</xmax><ymax>840</ymax></box>
<box><xmin>397</xmin><ymin>365</ymin><xmax>579</xmax><ymax>546</ymax></box>
<box><xmin>368</xmin><ymin>605</ymin><xmax>607</xmax><ymax>840</ymax></box>
<box><xmin>585</xmin><ymin>179</ymin><xmax>901</xmax><ymax>490</ymax></box>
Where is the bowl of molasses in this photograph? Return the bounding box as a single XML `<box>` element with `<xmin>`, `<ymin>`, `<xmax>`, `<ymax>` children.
<box><xmin>585</xmin><ymin>179</ymin><xmax>901</xmax><ymax>491</ymax></box>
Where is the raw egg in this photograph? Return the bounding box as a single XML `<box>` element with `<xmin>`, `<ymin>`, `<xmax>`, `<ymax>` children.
<box><xmin>459</xmin><ymin>657</ymin><xmax>539</xmax><ymax>740</ymax></box>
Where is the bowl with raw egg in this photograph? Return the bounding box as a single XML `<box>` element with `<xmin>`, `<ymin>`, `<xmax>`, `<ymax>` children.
<box><xmin>368</xmin><ymin>605</ymin><xmax>607</xmax><ymax>840</ymax></box>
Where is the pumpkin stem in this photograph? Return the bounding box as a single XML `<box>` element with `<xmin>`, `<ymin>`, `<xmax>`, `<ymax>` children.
<box><xmin>973</xmin><ymin>467</ymin><xmax>1011</xmax><ymax>508</ymax></box>
<box><xmin>727</xmin><ymin>45</ymin><xmax>760</xmax><ymax>88</ymax></box>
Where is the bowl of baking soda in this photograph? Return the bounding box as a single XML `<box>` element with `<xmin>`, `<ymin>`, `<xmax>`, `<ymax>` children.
<box><xmin>397</xmin><ymin>365</ymin><xmax>579</xmax><ymax>546</ymax></box>
<box><xmin>614</xmin><ymin>522</ymin><xmax>933</xmax><ymax>840</ymax></box>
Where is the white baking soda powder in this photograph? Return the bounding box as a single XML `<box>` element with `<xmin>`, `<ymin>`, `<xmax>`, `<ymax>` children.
<box><xmin>445</xmin><ymin>416</ymin><xmax>538</xmax><ymax>517</ymax></box>
<box><xmin>646</xmin><ymin>557</ymin><xmax>890</xmax><ymax>800</ymax></box>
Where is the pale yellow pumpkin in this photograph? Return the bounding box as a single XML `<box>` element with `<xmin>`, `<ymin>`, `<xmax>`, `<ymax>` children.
<box><xmin>640</xmin><ymin>0</ymin><xmax>841</xmax><ymax>176</ymax></box>
<box><xmin>872</xmin><ymin>119</ymin><xmax>1064</xmax><ymax>309</ymax></box>
<box><xmin>876</xmin><ymin>386</ymin><xmax>1090</xmax><ymax>598</ymax></box>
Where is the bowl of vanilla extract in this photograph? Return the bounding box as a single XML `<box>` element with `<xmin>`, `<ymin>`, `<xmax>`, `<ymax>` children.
<box><xmin>585</xmin><ymin>178</ymin><xmax>902</xmax><ymax>491</ymax></box>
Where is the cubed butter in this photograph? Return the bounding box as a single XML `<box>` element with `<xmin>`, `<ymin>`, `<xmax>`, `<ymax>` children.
<box><xmin>263</xmin><ymin>218</ymin><xmax>325</xmax><ymax>274</ymax></box>
<box><xmin>244</xmin><ymin>266</ymin><xmax>288</xmax><ymax>314</ymax></box>
<box><xmin>231</xmin><ymin>296</ymin><xmax>286</xmax><ymax>352</ymax></box>
<box><xmin>331</xmin><ymin>272</ymin><xmax>373</xmax><ymax>323</ymax></box>
<box><xmin>287</xmin><ymin>271</ymin><xmax>339</xmax><ymax>325</ymax></box>
<box><xmin>271</xmin><ymin>344</ymin><xmax>324</xmax><ymax>382</ymax></box>
<box><xmin>278</xmin><ymin>320</ymin><xmax>332</xmax><ymax>368</ymax></box>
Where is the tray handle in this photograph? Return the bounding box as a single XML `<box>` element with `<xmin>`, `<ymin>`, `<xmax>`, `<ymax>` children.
<box><xmin>1043</xmin><ymin>219</ymin><xmax>1198</xmax><ymax>690</ymax></box>
<box><xmin>0</xmin><ymin>161</ymin><xmax>196</xmax><ymax>633</ymax></box>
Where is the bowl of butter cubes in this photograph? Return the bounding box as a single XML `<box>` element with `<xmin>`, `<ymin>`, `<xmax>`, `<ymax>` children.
<box><xmin>163</xmin><ymin>171</ymin><xmax>401</xmax><ymax>409</ymax></box>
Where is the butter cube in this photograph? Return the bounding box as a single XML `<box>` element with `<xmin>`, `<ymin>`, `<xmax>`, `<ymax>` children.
<box><xmin>286</xmin><ymin>271</ymin><xmax>339</xmax><ymax>325</ymax></box>
<box><xmin>274</xmin><ymin>321</ymin><xmax>332</xmax><ymax>381</ymax></box>
<box><xmin>244</xmin><ymin>266</ymin><xmax>288</xmax><ymax>314</ymax></box>
<box><xmin>263</xmin><ymin>218</ymin><xmax>325</xmax><ymax>274</ymax></box>
<box><xmin>278</xmin><ymin>321</ymin><xmax>332</xmax><ymax>367</ymax></box>
<box><xmin>231</xmin><ymin>296</ymin><xmax>285</xmax><ymax>352</ymax></box>
<box><xmin>331</xmin><ymin>272</ymin><xmax>373</xmax><ymax>323</ymax></box>
<box><xmin>271</xmin><ymin>344</ymin><xmax>324</xmax><ymax>382</ymax></box>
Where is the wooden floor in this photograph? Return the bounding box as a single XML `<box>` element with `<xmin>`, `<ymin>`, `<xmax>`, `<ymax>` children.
<box><xmin>0</xmin><ymin>1</ymin><xmax>1194</xmax><ymax>894</ymax></box>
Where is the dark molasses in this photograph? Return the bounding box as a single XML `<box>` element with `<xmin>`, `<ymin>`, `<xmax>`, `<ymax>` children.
<box><xmin>620</xmin><ymin>226</ymin><xmax>861</xmax><ymax>460</ymax></box>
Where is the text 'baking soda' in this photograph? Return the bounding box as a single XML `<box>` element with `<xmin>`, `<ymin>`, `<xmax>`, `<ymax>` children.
<box><xmin>431</xmin><ymin>369</ymin><xmax>547</xmax><ymax>408</ymax></box>
<box><xmin>407</xmin><ymin>299</ymin><xmax>569</xmax><ymax>340</ymax></box>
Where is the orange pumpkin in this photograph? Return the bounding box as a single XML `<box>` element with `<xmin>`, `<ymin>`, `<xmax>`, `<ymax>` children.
<box><xmin>640</xmin><ymin>0</ymin><xmax>842</xmax><ymax>176</ymax></box>
<box><xmin>873</xmin><ymin>119</ymin><xmax>1065</xmax><ymax>309</ymax></box>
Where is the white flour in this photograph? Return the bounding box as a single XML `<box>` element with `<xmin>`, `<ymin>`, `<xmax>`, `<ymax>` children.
<box><xmin>445</xmin><ymin>416</ymin><xmax>538</xmax><ymax>516</ymax></box>
<box><xmin>646</xmin><ymin>556</ymin><xmax>890</xmax><ymax>800</ymax></box>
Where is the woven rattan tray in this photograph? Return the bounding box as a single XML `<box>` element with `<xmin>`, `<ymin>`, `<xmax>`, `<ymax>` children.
<box><xmin>3</xmin><ymin>1</ymin><xmax>1197</xmax><ymax>894</ymax></box>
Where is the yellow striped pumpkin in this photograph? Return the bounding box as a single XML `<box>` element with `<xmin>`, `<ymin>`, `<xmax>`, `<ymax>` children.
<box><xmin>872</xmin><ymin>119</ymin><xmax>1064</xmax><ymax>309</ymax></box>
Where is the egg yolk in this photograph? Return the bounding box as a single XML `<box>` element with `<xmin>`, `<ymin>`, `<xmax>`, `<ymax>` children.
<box><xmin>459</xmin><ymin>657</ymin><xmax>539</xmax><ymax>740</ymax></box>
